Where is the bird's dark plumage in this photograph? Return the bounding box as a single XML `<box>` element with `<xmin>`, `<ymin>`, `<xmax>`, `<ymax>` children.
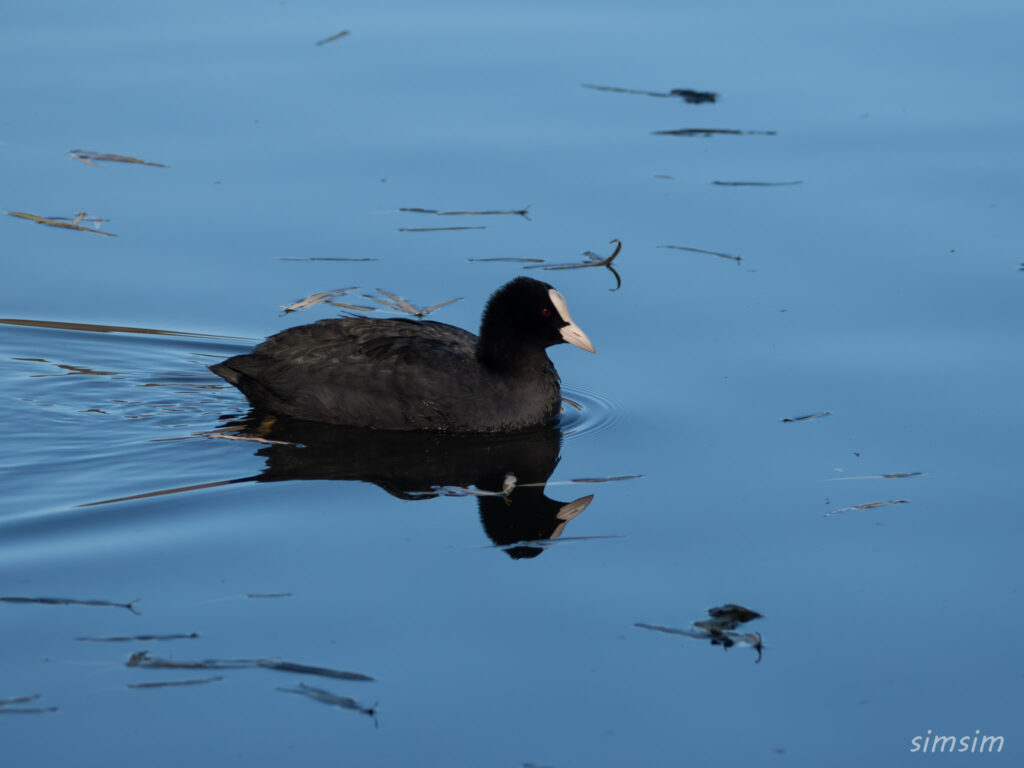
<box><xmin>209</xmin><ymin>277</ymin><xmax>594</xmax><ymax>432</ymax></box>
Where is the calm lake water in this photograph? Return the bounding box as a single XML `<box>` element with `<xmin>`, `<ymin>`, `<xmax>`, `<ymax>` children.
<box><xmin>2</xmin><ymin>1</ymin><xmax>1022</xmax><ymax>765</ymax></box>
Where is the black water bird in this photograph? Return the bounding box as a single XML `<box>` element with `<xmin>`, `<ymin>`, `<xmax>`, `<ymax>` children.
<box><xmin>210</xmin><ymin>277</ymin><xmax>595</xmax><ymax>432</ymax></box>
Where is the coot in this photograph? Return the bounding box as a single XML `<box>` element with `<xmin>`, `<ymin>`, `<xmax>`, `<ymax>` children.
<box><xmin>209</xmin><ymin>277</ymin><xmax>595</xmax><ymax>432</ymax></box>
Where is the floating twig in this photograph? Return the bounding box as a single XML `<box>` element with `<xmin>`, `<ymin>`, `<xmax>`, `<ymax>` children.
<box><xmin>781</xmin><ymin>411</ymin><xmax>831</xmax><ymax>423</ymax></box>
<box><xmin>70</xmin><ymin>149</ymin><xmax>167</xmax><ymax>167</ymax></box>
<box><xmin>128</xmin><ymin>676</ymin><xmax>223</xmax><ymax>689</ymax></box>
<box><xmin>247</xmin><ymin>592</ymin><xmax>293</xmax><ymax>599</ymax></box>
<box><xmin>582</xmin><ymin>84</ymin><xmax>718</xmax><ymax>104</ymax></box>
<box><xmin>279</xmin><ymin>287</ymin><xmax>374</xmax><ymax>314</ymax></box>
<box><xmin>468</xmin><ymin>257</ymin><xmax>545</xmax><ymax>263</ymax></box>
<box><xmin>652</xmin><ymin>128</ymin><xmax>776</xmax><ymax>137</ymax></box>
<box><xmin>278</xmin><ymin>682</ymin><xmax>377</xmax><ymax>719</ymax></box>
<box><xmin>636</xmin><ymin>603</ymin><xmax>764</xmax><ymax>662</ymax></box>
<box><xmin>362</xmin><ymin>288</ymin><xmax>462</xmax><ymax>318</ymax></box>
<box><xmin>525</xmin><ymin>239</ymin><xmax>623</xmax><ymax>290</ymax></box>
<box><xmin>823</xmin><ymin>472</ymin><xmax>922</xmax><ymax>482</ymax></box>
<box><xmin>7</xmin><ymin>210</ymin><xmax>117</xmax><ymax>236</ymax></box>
<box><xmin>824</xmin><ymin>499</ymin><xmax>909</xmax><ymax>517</ymax></box>
<box><xmin>279</xmin><ymin>257</ymin><xmax>378</xmax><ymax>262</ymax></box>
<box><xmin>1</xmin><ymin>596</ymin><xmax>140</xmax><ymax>614</ymax></box>
<box><xmin>315</xmin><ymin>29</ymin><xmax>350</xmax><ymax>46</ymax></box>
<box><xmin>126</xmin><ymin>651</ymin><xmax>374</xmax><ymax>681</ymax></box>
<box><xmin>400</xmin><ymin>205</ymin><xmax>530</xmax><ymax>219</ymax></box>
<box><xmin>76</xmin><ymin>632</ymin><xmax>199</xmax><ymax>643</ymax></box>
<box><xmin>398</xmin><ymin>226</ymin><xmax>486</xmax><ymax>232</ymax></box>
<box><xmin>0</xmin><ymin>694</ymin><xmax>58</xmax><ymax>715</ymax></box>
<box><xmin>712</xmin><ymin>180</ymin><xmax>803</xmax><ymax>187</ymax></box>
<box><xmin>657</xmin><ymin>244</ymin><xmax>741</xmax><ymax>264</ymax></box>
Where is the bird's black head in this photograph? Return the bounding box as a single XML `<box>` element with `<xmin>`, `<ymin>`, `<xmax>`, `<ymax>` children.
<box><xmin>477</xmin><ymin>277</ymin><xmax>594</xmax><ymax>369</ymax></box>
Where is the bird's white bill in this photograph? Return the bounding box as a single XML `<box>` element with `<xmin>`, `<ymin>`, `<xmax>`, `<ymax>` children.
<box><xmin>550</xmin><ymin>289</ymin><xmax>596</xmax><ymax>353</ymax></box>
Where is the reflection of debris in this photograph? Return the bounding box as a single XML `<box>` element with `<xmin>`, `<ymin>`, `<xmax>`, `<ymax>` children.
<box><xmin>1</xmin><ymin>595</ymin><xmax>139</xmax><ymax>614</ymax></box>
<box><xmin>781</xmin><ymin>411</ymin><xmax>830</xmax><ymax>423</ymax></box>
<box><xmin>712</xmin><ymin>180</ymin><xmax>803</xmax><ymax>187</ymax></box>
<box><xmin>636</xmin><ymin>603</ymin><xmax>765</xmax><ymax>662</ymax></box>
<box><xmin>0</xmin><ymin>694</ymin><xmax>58</xmax><ymax>715</ymax></box>
<box><xmin>582</xmin><ymin>84</ymin><xmax>718</xmax><ymax>104</ymax></box>
<box><xmin>315</xmin><ymin>29</ymin><xmax>350</xmax><ymax>46</ymax></box>
<box><xmin>127</xmin><ymin>651</ymin><xmax>374</xmax><ymax>681</ymax></box>
<box><xmin>278</xmin><ymin>682</ymin><xmax>377</xmax><ymax>719</ymax></box>
<box><xmin>825</xmin><ymin>499</ymin><xmax>909</xmax><ymax>517</ymax></box>
<box><xmin>279</xmin><ymin>287</ymin><xmax>374</xmax><ymax>314</ymax></box>
<box><xmin>70</xmin><ymin>149</ymin><xmax>167</xmax><ymax>167</ymax></box>
<box><xmin>362</xmin><ymin>288</ymin><xmax>462</xmax><ymax>318</ymax></box>
<box><xmin>652</xmin><ymin>128</ymin><xmax>776</xmax><ymax>137</ymax></box>
<box><xmin>400</xmin><ymin>205</ymin><xmax>530</xmax><ymax>219</ymax></box>
<box><xmin>76</xmin><ymin>632</ymin><xmax>199</xmax><ymax>642</ymax></box>
<box><xmin>658</xmin><ymin>244</ymin><xmax>741</xmax><ymax>264</ymax></box>
<box><xmin>398</xmin><ymin>226</ymin><xmax>486</xmax><ymax>232</ymax></box>
<box><xmin>525</xmin><ymin>239</ymin><xmax>624</xmax><ymax>290</ymax></box>
<box><xmin>7</xmin><ymin>210</ymin><xmax>117</xmax><ymax>236</ymax></box>
<box><xmin>128</xmin><ymin>676</ymin><xmax>223</xmax><ymax>689</ymax></box>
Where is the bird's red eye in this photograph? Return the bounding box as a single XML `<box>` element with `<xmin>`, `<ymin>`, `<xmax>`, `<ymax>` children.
<box><xmin>541</xmin><ymin>307</ymin><xmax>551</xmax><ymax>317</ymax></box>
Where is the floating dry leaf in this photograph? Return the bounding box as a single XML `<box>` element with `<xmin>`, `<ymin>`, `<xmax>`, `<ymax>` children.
<box><xmin>652</xmin><ymin>128</ymin><xmax>776</xmax><ymax>137</ymax></box>
<box><xmin>8</xmin><ymin>210</ymin><xmax>117</xmax><ymax>236</ymax></box>
<box><xmin>315</xmin><ymin>29</ymin><xmax>350</xmax><ymax>46</ymax></box>
<box><xmin>70</xmin><ymin>149</ymin><xmax>167</xmax><ymax>167</ymax></box>
<box><xmin>1</xmin><ymin>595</ymin><xmax>139</xmax><ymax>613</ymax></box>
<box><xmin>781</xmin><ymin>411</ymin><xmax>831</xmax><ymax>423</ymax></box>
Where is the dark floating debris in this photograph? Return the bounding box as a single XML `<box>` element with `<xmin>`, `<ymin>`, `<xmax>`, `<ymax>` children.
<box><xmin>128</xmin><ymin>676</ymin><xmax>224</xmax><ymax>690</ymax></box>
<box><xmin>0</xmin><ymin>694</ymin><xmax>58</xmax><ymax>715</ymax></box>
<box><xmin>568</xmin><ymin>474</ymin><xmax>643</xmax><ymax>484</ymax></box>
<box><xmin>468</xmin><ymin>257</ymin><xmax>545</xmax><ymax>263</ymax></box>
<box><xmin>1</xmin><ymin>595</ymin><xmax>140</xmax><ymax>614</ymax></box>
<box><xmin>658</xmin><ymin>244</ymin><xmax>741</xmax><ymax>264</ymax></box>
<box><xmin>398</xmin><ymin>226</ymin><xmax>487</xmax><ymax>232</ymax></box>
<box><xmin>247</xmin><ymin>592</ymin><xmax>293</xmax><ymax>599</ymax></box>
<box><xmin>7</xmin><ymin>210</ymin><xmax>117</xmax><ymax>236</ymax></box>
<box><xmin>652</xmin><ymin>128</ymin><xmax>776</xmax><ymax>137</ymax></box>
<box><xmin>279</xmin><ymin>257</ymin><xmax>378</xmax><ymax>262</ymax></box>
<box><xmin>825</xmin><ymin>499</ymin><xmax>910</xmax><ymax>517</ymax></box>
<box><xmin>781</xmin><ymin>411</ymin><xmax>831</xmax><ymax>423</ymax></box>
<box><xmin>712</xmin><ymin>180</ymin><xmax>803</xmax><ymax>187</ymax></box>
<box><xmin>525</xmin><ymin>239</ymin><xmax>623</xmax><ymax>290</ymax></box>
<box><xmin>636</xmin><ymin>603</ymin><xmax>765</xmax><ymax>662</ymax></box>
<box><xmin>278</xmin><ymin>682</ymin><xmax>377</xmax><ymax>719</ymax></box>
<box><xmin>315</xmin><ymin>29</ymin><xmax>350</xmax><ymax>46</ymax></box>
<box><xmin>582</xmin><ymin>84</ymin><xmax>719</xmax><ymax>104</ymax></box>
<box><xmin>76</xmin><ymin>632</ymin><xmax>199</xmax><ymax>643</ymax></box>
<box><xmin>279</xmin><ymin>287</ymin><xmax>375</xmax><ymax>315</ymax></box>
<box><xmin>824</xmin><ymin>472</ymin><xmax>922</xmax><ymax>482</ymax></box>
<box><xmin>126</xmin><ymin>651</ymin><xmax>374</xmax><ymax>681</ymax></box>
<box><xmin>70</xmin><ymin>149</ymin><xmax>168</xmax><ymax>168</ymax></box>
<box><xmin>400</xmin><ymin>205</ymin><xmax>530</xmax><ymax>219</ymax></box>
<box><xmin>362</xmin><ymin>288</ymin><xmax>462</xmax><ymax>318</ymax></box>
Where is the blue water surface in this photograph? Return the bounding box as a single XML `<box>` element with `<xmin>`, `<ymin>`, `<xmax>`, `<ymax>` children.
<box><xmin>2</xmin><ymin>0</ymin><xmax>1022</xmax><ymax>765</ymax></box>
